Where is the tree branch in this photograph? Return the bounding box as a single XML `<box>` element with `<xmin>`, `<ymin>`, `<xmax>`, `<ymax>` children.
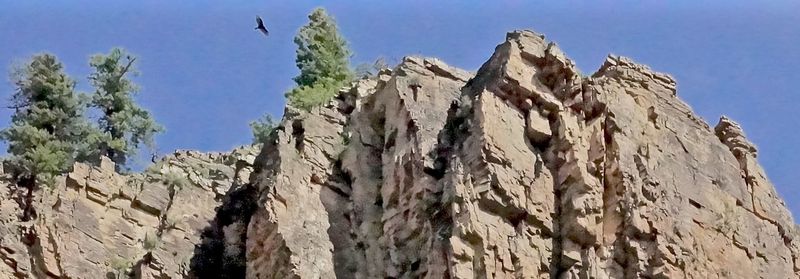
<box><xmin>7</xmin><ymin>102</ymin><xmax>30</xmax><ymax>110</ymax></box>
<box><xmin>118</xmin><ymin>57</ymin><xmax>136</xmax><ymax>80</ymax></box>
<box><xmin>111</xmin><ymin>56</ymin><xmax>137</xmax><ymax>86</ymax></box>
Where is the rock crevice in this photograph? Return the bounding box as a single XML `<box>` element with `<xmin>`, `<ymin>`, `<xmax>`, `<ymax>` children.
<box><xmin>240</xmin><ymin>30</ymin><xmax>799</xmax><ymax>279</ymax></box>
<box><xmin>0</xmin><ymin>29</ymin><xmax>797</xmax><ymax>279</ymax></box>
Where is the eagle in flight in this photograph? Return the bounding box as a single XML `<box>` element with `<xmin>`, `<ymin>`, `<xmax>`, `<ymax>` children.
<box><xmin>255</xmin><ymin>16</ymin><xmax>269</xmax><ymax>36</ymax></box>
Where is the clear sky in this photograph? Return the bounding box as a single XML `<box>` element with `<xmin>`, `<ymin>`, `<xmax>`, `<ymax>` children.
<box><xmin>1</xmin><ymin>1</ymin><xmax>798</xmax><ymax>216</ymax></box>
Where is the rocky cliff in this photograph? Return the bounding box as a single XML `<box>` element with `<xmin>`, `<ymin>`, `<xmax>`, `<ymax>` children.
<box><xmin>0</xmin><ymin>147</ymin><xmax>260</xmax><ymax>278</ymax></box>
<box><xmin>1</xmin><ymin>30</ymin><xmax>798</xmax><ymax>278</ymax></box>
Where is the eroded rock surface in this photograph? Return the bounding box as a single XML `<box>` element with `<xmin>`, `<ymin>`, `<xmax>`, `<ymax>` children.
<box><xmin>0</xmin><ymin>29</ymin><xmax>797</xmax><ymax>279</ymax></box>
<box><xmin>245</xmin><ymin>57</ymin><xmax>472</xmax><ymax>279</ymax></box>
<box><xmin>243</xmin><ymin>30</ymin><xmax>800</xmax><ymax>279</ymax></box>
<box><xmin>0</xmin><ymin>147</ymin><xmax>258</xmax><ymax>279</ymax></box>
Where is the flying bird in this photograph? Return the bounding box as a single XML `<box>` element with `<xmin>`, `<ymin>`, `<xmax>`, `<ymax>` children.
<box><xmin>255</xmin><ymin>16</ymin><xmax>269</xmax><ymax>37</ymax></box>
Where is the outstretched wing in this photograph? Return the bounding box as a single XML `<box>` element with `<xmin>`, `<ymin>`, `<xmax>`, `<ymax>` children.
<box><xmin>255</xmin><ymin>15</ymin><xmax>269</xmax><ymax>36</ymax></box>
<box><xmin>256</xmin><ymin>16</ymin><xmax>264</xmax><ymax>28</ymax></box>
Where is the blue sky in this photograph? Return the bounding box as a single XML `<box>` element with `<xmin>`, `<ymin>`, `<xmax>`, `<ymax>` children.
<box><xmin>1</xmin><ymin>1</ymin><xmax>798</xmax><ymax>216</ymax></box>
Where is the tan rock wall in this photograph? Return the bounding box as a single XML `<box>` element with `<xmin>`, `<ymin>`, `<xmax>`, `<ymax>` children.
<box><xmin>243</xmin><ymin>30</ymin><xmax>800</xmax><ymax>279</ymax></box>
<box><xmin>0</xmin><ymin>147</ymin><xmax>258</xmax><ymax>279</ymax></box>
<box><xmin>0</xmin><ymin>28</ymin><xmax>797</xmax><ymax>279</ymax></box>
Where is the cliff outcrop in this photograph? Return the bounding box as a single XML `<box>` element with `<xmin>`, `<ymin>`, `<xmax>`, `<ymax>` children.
<box><xmin>0</xmin><ymin>147</ymin><xmax>259</xmax><ymax>278</ymax></box>
<box><xmin>244</xmin><ymin>30</ymin><xmax>800</xmax><ymax>278</ymax></box>
<box><xmin>0</xmin><ymin>30</ymin><xmax>797</xmax><ymax>279</ymax></box>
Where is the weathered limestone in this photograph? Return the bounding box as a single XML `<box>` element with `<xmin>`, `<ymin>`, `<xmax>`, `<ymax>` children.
<box><xmin>340</xmin><ymin>57</ymin><xmax>471</xmax><ymax>278</ymax></box>
<box><xmin>242</xmin><ymin>30</ymin><xmax>799</xmax><ymax>278</ymax></box>
<box><xmin>245</xmin><ymin>56</ymin><xmax>473</xmax><ymax>279</ymax></box>
<box><xmin>0</xmin><ymin>29</ymin><xmax>797</xmax><ymax>279</ymax></box>
<box><xmin>244</xmin><ymin>102</ymin><xmax>349</xmax><ymax>279</ymax></box>
<box><xmin>0</xmin><ymin>147</ymin><xmax>258</xmax><ymax>279</ymax></box>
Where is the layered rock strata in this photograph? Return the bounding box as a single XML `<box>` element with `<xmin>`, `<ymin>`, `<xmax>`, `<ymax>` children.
<box><xmin>244</xmin><ymin>30</ymin><xmax>800</xmax><ymax>279</ymax></box>
<box><xmin>0</xmin><ymin>147</ymin><xmax>258</xmax><ymax>278</ymax></box>
<box><xmin>0</xmin><ymin>29</ymin><xmax>797</xmax><ymax>279</ymax></box>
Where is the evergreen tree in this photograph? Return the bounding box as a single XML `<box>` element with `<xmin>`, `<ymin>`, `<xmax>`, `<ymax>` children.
<box><xmin>249</xmin><ymin>113</ymin><xmax>276</xmax><ymax>144</ymax></box>
<box><xmin>88</xmin><ymin>48</ymin><xmax>163</xmax><ymax>167</ymax></box>
<box><xmin>1</xmin><ymin>54</ymin><xmax>95</xmax><ymax>185</ymax></box>
<box><xmin>286</xmin><ymin>7</ymin><xmax>354</xmax><ymax>110</ymax></box>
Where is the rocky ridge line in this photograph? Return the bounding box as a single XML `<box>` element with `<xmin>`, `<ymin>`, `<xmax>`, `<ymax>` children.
<box><xmin>0</xmin><ymin>29</ymin><xmax>797</xmax><ymax>279</ymax></box>
<box><xmin>243</xmin><ymin>30</ymin><xmax>800</xmax><ymax>278</ymax></box>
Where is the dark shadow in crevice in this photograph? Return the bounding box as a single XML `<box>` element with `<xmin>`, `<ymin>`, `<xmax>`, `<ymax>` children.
<box><xmin>186</xmin><ymin>127</ymin><xmax>283</xmax><ymax>279</ymax></box>
<box><xmin>319</xmin><ymin>161</ymin><xmax>357</xmax><ymax>279</ymax></box>
<box><xmin>292</xmin><ymin>120</ymin><xmax>306</xmax><ymax>152</ymax></box>
<box><xmin>187</xmin><ymin>182</ymin><xmax>258</xmax><ymax>279</ymax></box>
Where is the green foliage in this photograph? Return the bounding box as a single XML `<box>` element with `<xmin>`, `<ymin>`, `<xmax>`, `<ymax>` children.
<box><xmin>109</xmin><ymin>257</ymin><xmax>131</xmax><ymax>279</ymax></box>
<box><xmin>0</xmin><ymin>54</ymin><xmax>97</xmax><ymax>186</ymax></box>
<box><xmin>143</xmin><ymin>161</ymin><xmax>164</xmax><ymax>178</ymax></box>
<box><xmin>249</xmin><ymin>113</ymin><xmax>277</xmax><ymax>144</ymax></box>
<box><xmin>88</xmin><ymin>48</ymin><xmax>163</xmax><ymax>168</ymax></box>
<box><xmin>162</xmin><ymin>170</ymin><xmax>189</xmax><ymax>190</ymax></box>
<box><xmin>164</xmin><ymin>214</ymin><xmax>180</xmax><ymax>231</ymax></box>
<box><xmin>78</xmin><ymin>131</ymin><xmax>125</xmax><ymax>165</ymax></box>
<box><xmin>285</xmin><ymin>7</ymin><xmax>354</xmax><ymax>110</ymax></box>
<box><xmin>2</xmin><ymin>49</ymin><xmax>161</xmax><ymax>185</ymax></box>
<box><xmin>285</xmin><ymin>77</ymin><xmax>345</xmax><ymax>111</ymax></box>
<box><xmin>143</xmin><ymin>231</ymin><xmax>159</xmax><ymax>251</ymax></box>
<box><xmin>293</xmin><ymin>8</ymin><xmax>353</xmax><ymax>86</ymax></box>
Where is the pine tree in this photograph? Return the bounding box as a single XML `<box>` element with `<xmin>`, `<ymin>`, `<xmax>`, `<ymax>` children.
<box><xmin>1</xmin><ymin>54</ymin><xmax>95</xmax><ymax>185</ymax></box>
<box><xmin>249</xmin><ymin>113</ymin><xmax>276</xmax><ymax>144</ymax></box>
<box><xmin>286</xmin><ymin>7</ymin><xmax>354</xmax><ymax>110</ymax></box>
<box><xmin>88</xmin><ymin>48</ymin><xmax>163</xmax><ymax>168</ymax></box>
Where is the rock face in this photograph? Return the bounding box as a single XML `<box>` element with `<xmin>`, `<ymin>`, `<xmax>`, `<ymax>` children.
<box><xmin>0</xmin><ymin>147</ymin><xmax>259</xmax><ymax>278</ymax></box>
<box><xmin>245</xmin><ymin>57</ymin><xmax>473</xmax><ymax>279</ymax></box>
<box><xmin>0</xmin><ymin>29</ymin><xmax>798</xmax><ymax>279</ymax></box>
<box><xmin>244</xmin><ymin>30</ymin><xmax>800</xmax><ymax>279</ymax></box>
